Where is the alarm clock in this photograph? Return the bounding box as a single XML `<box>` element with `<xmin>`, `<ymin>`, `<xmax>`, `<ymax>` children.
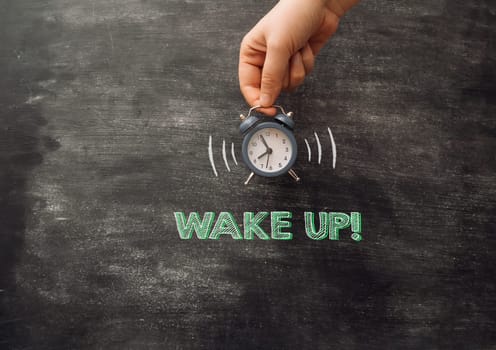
<box><xmin>240</xmin><ymin>105</ymin><xmax>300</xmax><ymax>185</ymax></box>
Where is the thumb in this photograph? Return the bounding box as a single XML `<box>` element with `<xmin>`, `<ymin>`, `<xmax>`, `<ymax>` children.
<box><xmin>260</xmin><ymin>45</ymin><xmax>290</xmax><ymax>107</ymax></box>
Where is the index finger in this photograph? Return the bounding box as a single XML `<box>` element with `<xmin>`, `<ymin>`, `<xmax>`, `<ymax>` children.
<box><xmin>238</xmin><ymin>60</ymin><xmax>261</xmax><ymax>107</ymax></box>
<box><xmin>239</xmin><ymin>55</ymin><xmax>277</xmax><ymax>116</ymax></box>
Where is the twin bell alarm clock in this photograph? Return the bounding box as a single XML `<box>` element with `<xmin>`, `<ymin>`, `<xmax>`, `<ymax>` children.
<box><xmin>239</xmin><ymin>105</ymin><xmax>300</xmax><ymax>185</ymax></box>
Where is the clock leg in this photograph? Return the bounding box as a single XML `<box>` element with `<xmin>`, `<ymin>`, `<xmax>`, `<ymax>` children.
<box><xmin>244</xmin><ymin>172</ymin><xmax>255</xmax><ymax>185</ymax></box>
<box><xmin>288</xmin><ymin>169</ymin><xmax>301</xmax><ymax>182</ymax></box>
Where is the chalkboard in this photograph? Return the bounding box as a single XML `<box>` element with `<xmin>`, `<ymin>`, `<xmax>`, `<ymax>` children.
<box><xmin>1</xmin><ymin>0</ymin><xmax>495</xmax><ymax>349</ymax></box>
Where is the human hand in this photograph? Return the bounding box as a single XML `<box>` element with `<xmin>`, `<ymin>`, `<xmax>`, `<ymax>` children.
<box><xmin>239</xmin><ymin>0</ymin><xmax>359</xmax><ymax>115</ymax></box>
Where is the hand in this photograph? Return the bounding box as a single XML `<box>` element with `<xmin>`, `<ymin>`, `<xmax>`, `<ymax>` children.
<box><xmin>255</xmin><ymin>149</ymin><xmax>271</xmax><ymax>168</ymax></box>
<box><xmin>257</xmin><ymin>147</ymin><xmax>273</xmax><ymax>160</ymax></box>
<box><xmin>239</xmin><ymin>0</ymin><xmax>359</xmax><ymax>115</ymax></box>
<box><xmin>260</xmin><ymin>135</ymin><xmax>270</xmax><ymax>150</ymax></box>
<box><xmin>257</xmin><ymin>150</ymin><xmax>269</xmax><ymax>159</ymax></box>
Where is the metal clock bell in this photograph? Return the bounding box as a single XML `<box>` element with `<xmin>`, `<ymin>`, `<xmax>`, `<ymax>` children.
<box><xmin>240</xmin><ymin>105</ymin><xmax>300</xmax><ymax>185</ymax></box>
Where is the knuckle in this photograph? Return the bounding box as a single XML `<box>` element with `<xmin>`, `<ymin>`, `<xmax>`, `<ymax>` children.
<box><xmin>292</xmin><ymin>73</ymin><xmax>305</xmax><ymax>87</ymax></box>
<box><xmin>267</xmin><ymin>40</ymin><xmax>291</xmax><ymax>55</ymax></box>
<box><xmin>262</xmin><ymin>72</ymin><xmax>280</xmax><ymax>88</ymax></box>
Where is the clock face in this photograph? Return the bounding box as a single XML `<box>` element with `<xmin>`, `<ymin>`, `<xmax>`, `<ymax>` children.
<box><xmin>242</xmin><ymin>122</ymin><xmax>297</xmax><ymax>177</ymax></box>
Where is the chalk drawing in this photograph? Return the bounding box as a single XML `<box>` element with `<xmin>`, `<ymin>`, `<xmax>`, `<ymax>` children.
<box><xmin>222</xmin><ymin>139</ymin><xmax>231</xmax><ymax>172</ymax></box>
<box><xmin>231</xmin><ymin>142</ymin><xmax>238</xmax><ymax>166</ymax></box>
<box><xmin>314</xmin><ymin>131</ymin><xmax>322</xmax><ymax>165</ymax></box>
<box><xmin>328</xmin><ymin>127</ymin><xmax>336</xmax><ymax>169</ymax></box>
<box><xmin>304</xmin><ymin>138</ymin><xmax>311</xmax><ymax>163</ymax></box>
<box><xmin>208</xmin><ymin>135</ymin><xmax>218</xmax><ymax>177</ymax></box>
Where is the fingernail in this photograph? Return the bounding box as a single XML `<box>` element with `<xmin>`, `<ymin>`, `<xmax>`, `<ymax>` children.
<box><xmin>260</xmin><ymin>94</ymin><xmax>271</xmax><ymax>107</ymax></box>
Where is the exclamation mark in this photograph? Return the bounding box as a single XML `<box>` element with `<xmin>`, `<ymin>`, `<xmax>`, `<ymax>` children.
<box><xmin>350</xmin><ymin>212</ymin><xmax>362</xmax><ymax>241</ymax></box>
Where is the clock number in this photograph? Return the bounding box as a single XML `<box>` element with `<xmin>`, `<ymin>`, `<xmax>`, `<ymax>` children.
<box><xmin>249</xmin><ymin>150</ymin><xmax>253</xmax><ymax>156</ymax></box>
<box><xmin>269</xmin><ymin>166</ymin><xmax>273</xmax><ymax>170</ymax></box>
<box><xmin>278</xmin><ymin>163</ymin><xmax>282</xmax><ymax>168</ymax></box>
<box><xmin>285</xmin><ymin>147</ymin><xmax>289</xmax><ymax>152</ymax></box>
<box><xmin>266</xmin><ymin>132</ymin><xmax>270</xmax><ymax>137</ymax></box>
<box><xmin>253</xmin><ymin>158</ymin><xmax>257</xmax><ymax>164</ymax></box>
<box><xmin>282</xmin><ymin>139</ymin><xmax>286</xmax><ymax>144</ymax></box>
<box><xmin>284</xmin><ymin>156</ymin><xmax>288</xmax><ymax>161</ymax></box>
<box><xmin>260</xmin><ymin>163</ymin><xmax>264</xmax><ymax>169</ymax></box>
<box><xmin>252</xmin><ymin>142</ymin><xmax>257</xmax><ymax>147</ymax></box>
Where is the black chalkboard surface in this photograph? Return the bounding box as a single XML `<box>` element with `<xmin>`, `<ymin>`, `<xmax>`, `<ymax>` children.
<box><xmin>1</xmin><ymin>1</ymin><xmax>495</xmax><ymax>349</ymax></box>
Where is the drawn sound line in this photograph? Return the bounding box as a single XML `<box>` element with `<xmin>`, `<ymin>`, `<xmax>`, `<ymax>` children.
<box><xmin>314</xmin><ymin>131</ymin><xmax>322</xmax><ymax>164</ymax></box>
<box><xmin>305</xmin><ymin>127</ymin><xmax>336</xmax><ymax>169</ymax></box>
<box><xmin>208</xmin><ymin>126</ymin><xmax>337</xmax><ymax>177</ymax></box>
<box><xmin>328</xmin><ymin>126</ymin><xmax>336</xmax><ymax>169</ymax></box>
<box><xmin>208</xmin><ymin>135</ymin><xmax>218</xmax><ymax>177</ymax></box>
<box><xmin>231</xmin><ymin>142</ymin><xmax>238</xmax><ymax>166</ymax></box>
<box><xmin>304</xmin><ymin>138</ymin><xmax>311</xmax><ymax>162</ymax></box>
<box><xmin>222</xmin><ymin>140</ymin><xmax>231</xmax><ymax>172</ymax></box>
<box><xmin>209</xmin><ymin>136</ymin><xmax>239</xmax><ymax>176</ymax></box>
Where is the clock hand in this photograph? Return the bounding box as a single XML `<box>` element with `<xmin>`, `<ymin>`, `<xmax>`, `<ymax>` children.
<box><xmin>257</xmin><ymin>150</ymin><xmax>269</xmax><ymax>159</ymax></box>
<box><xmin>257</xmin><ymin>146</ymin><xmax>273</xmax><ymax>160</ymax></box>
<box><xmin>260</xmin><ymin>135</ymin><xmax>270</xmax><ymax>150</ymax></box>
<box><xmin>266</xmin><ymin>152</ymin><xmax>270</xmax><ymax>168</ymax></box>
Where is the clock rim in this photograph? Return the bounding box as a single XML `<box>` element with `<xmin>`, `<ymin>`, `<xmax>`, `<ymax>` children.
<box><xmin>241</xmin><ymin>121</ymin><xmax>298</xmax><ymax>177</ymax></box>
